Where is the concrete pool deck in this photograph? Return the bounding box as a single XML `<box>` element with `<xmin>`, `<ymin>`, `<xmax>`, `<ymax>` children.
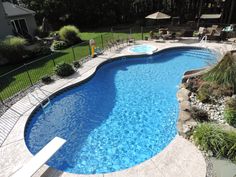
<box><xmin>0</xmin><ymin>40</ymin><xmax>234</xmax><ymax>177</ymax></box>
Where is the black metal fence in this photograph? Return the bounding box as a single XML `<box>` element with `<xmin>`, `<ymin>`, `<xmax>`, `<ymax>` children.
<box><xmin>0</xmin><ymin>30</ymin><xmax>146</xmax><ymax>103</ymax></box>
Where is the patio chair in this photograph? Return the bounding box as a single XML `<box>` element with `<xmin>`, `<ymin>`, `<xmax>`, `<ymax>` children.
<box><xmin>161</xmin><ymin>31</ymin><xmax>176</xmax><ymax>40</ymax></box>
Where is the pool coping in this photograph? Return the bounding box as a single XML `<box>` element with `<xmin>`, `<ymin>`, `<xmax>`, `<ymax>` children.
<box><xmin>0</xmin><ymin>41</ymin><xmax>233</xmax><ymax>177</ymax></box>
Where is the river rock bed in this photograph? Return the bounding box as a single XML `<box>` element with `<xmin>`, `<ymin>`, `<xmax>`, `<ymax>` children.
<box><xmin>189</xmin><ymin>92</ymin><xmax>227</xmax><ymax>124</ymax></box>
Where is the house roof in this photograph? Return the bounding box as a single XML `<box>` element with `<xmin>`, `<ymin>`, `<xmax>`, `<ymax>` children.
<box><xmin>3</xmin><ymin>2</ymin><xmax>35</xmax><ymax>17</ymax></box>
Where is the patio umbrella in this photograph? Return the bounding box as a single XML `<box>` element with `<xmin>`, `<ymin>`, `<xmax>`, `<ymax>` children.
<box><xmin>145</xmin><ymin>12</ymin><xmax>171</xmax><ymax>20</ymax></box>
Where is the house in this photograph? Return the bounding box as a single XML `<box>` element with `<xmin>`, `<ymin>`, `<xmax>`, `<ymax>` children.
<box><xmin>0</xmin><ymin>1</ymin><xmax>37</xmax><ymax>39</ymax></box>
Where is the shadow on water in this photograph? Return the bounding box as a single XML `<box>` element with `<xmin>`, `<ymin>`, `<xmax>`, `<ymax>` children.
<box><xmin>24</xmin><ymin>47</ymin><xmax>215</xmax><ymax>172</ymax></box>
<box><xmin>25</xmin><ymin>58</ymin><xmax>121</xmax><ymax>170</ymax></box>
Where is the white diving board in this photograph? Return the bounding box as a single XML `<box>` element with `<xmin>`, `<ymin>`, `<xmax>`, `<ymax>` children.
<box><xmin>12</xmin><ymin>137</ymin><xmax>66</xmax><ymax>177</ymax></box>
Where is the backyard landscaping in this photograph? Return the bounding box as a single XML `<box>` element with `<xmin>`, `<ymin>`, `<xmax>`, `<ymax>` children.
<box><xmin>0</xmin><ymin>27</ymin><xmax>145</xmax><ymax>101</ymax></box>
<box><xmin>178</xmin><ymin>51</ymin><xmax>236</xmax><ymax>165</ymax></box>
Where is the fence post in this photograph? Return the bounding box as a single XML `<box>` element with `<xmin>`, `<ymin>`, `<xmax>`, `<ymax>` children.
<box><xmin>24</xmin><ymin>64</ymin><xmax>33</xmax><ymax>86</ymax></box>
<box><xmin>111</xmin><ymin>27</ymin><xmax>113</xmax><ymax>37</ymax></box>
<box><xmin>72</xmin><ymin>47</ymin><xmax>76</xmax><ymax>61</ymax></box>
<box><xmin>101</xmin><ymin>35</ymin><xmax>104</xmax><ymax>49</ymax></box>
<box><xmin>51</xmin><ymin>54</ymin><xmax>56</xmax><ymax>66</ymax></box>
<box><xmin>0</xmin><ymin>94</ymin><xmax>3</xmax><ymax>104</ymax></box>
<box><xmin>88</xmin><ymin>45</ymin><xmax>91</xmax><ymax>56</ymax></box>
<box><xmin>141</xmin><ymin>26</ymin><xmax>144</xmax><ymax>40</ymax></box>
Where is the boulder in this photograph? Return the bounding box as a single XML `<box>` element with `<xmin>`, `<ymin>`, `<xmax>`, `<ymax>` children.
<box><xmin>180</xmin><ymin>100</ymin><xmax>191</xmax><ymax>111</ymax></box>
<box><xmin>178</xmin><ymin>110</ymin><xmax>191</xmax><ymax>121</ymax></box>
<box><xmin>177</xmin><ymin>88</ymin><xmax>190</xmax><ymax>102</ymax></box>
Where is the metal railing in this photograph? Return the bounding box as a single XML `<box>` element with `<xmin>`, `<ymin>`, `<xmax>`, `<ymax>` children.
<box><xmin>0</xmin><ymin>30</ymin><xmax>144</xmax><ymax>104</ymax></box>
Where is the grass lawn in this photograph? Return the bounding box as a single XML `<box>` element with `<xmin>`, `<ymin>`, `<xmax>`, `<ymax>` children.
<box><xmin>0</xmin><ymin>31</ymin><xmax>143</xmax><ymax>100</ymax></box>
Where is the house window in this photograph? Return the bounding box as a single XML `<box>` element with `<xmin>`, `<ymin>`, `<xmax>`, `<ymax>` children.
<box><xmin>11</xmin><ymin>19</ymin><xmax>29</xmax><ymax>36</ymax></box>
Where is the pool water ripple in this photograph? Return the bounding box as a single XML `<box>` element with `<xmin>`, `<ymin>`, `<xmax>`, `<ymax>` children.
<box><xmin>25</xmin><ymin>48</ymin><xmax>216</xmax><ymax>174</ymax></box>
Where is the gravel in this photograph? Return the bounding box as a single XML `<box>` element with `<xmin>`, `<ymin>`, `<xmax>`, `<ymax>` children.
<box><xmin>189</xmin><ymin>92</ymin><xmax>227</xmax><ymax>124</ymax></box>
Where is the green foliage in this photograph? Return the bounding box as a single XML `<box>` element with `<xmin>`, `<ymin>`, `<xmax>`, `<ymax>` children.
<box><xmin>197</xmin><ymin>81</ymin><xmax>233</xmax><ymax>102</ymax></box>
<box><xmin>49</xmin><ymin>31</ymin><xmax>59</xmax><ymax>37</ymax></box>
<box><xmin>41</xmin><ymin>75</ymin><xmax>53</xmax><ymax>84</ymax></box>
<box><xmin>204</xmin><ymin>52</ymin><xmax>236</xmax><ymax>92</ymax></box>
<box><xmin>73</xmin><ymin>61</ymin><xmax>81</xmax><ymax>68</ymax></box>
<box><xmin>54</xmin><ymin>62</ymin><xmax>75</xmax><ymax>77</ymax></box>
<box><xmin>193</xmin><ymin>123</ymin><xmax>236</xmax><ymax>161</ymax></box>
<box><xmin>196</xmin><ymin>82</ymin><xmax>212</xmax><ymax>103</ymax></box>
<box><xmin>185</xmin><ymin>77</ymin><xmax>202</xmax><ymax>93</ymax></box>
<box><xmin>190</xmin><ymin>107</ymin><xmax>209</xmax><ymax>122</ymax></box>
<box><xmin>224</xmin><ymin>98</ymin><xmax>236</xmax><ymax>127</ymax></box>
<box><xmin>29</xmin><ymin>46</ymin><xmax>51</xmax><ymax>58</ymax></box>
<box><xmin>51</xmin><ymin>40</ymin><xmax>67</xmax><ymax>50</ymax></box>
<box><xmin>59</xmin><ymin>25</ymin><xmax>81</xmax><ymax>45</ymax></box>
<box><xmin>0</xmin><ymin>36</ymin><xmax>29</xmax><ymax>64</ymax></box>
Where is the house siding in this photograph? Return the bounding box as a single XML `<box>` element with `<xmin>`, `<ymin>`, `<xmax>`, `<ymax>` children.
<box><xmin>8</xmin><ymin>14</ymin><xmax>37</xmax><ymax>37</ymax></box>
<box><xmin>0</xmin><ymin>2</ymin><xmax>12</xmax><ymax>39</ymax></box>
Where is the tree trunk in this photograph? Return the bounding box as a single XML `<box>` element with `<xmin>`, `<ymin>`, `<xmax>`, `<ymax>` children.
<box><xmin>228</xmin><ymin>0</ymin><xmax>235</xmax><ymax>24</ymax></box>
<box><xmin>197</xmin><ymin>0</ymin><xmax>203</xmax><ymax>27</ymax></box>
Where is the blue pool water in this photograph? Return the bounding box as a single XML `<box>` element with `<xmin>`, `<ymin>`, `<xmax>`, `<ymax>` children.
<box><xmin>129</xmin><ymin>44</ymin><xmax>156</xmax><ymax>54</ymax></box>
<box><xmin>25</xmin><ymin>48</ymin><xmax>216</xmax><ymax>174</ymax></box>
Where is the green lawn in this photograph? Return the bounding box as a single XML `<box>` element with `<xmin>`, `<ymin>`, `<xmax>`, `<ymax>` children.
<box><xmin>0</xmin><ymin>32</ymin><xmax>142</xmax><ymax>100</ymax></box>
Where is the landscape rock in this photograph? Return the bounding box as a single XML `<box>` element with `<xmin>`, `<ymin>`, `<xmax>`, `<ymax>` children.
<box><xmin>180</xmin><ymin>100</ymin><xmax>191</xmax><ymax>111</ymax></box>
<box><xmin>189</xmin><ymin>93</ymin><xmax>226</xmax><ymax>124</ymax></box>
<box><xmin>232</xmin><ymin>94</ymin><xmax>236</xmax><ymax>99</ymax></box>
<box><xmin>177</xmin><ymin>88</ymin><xmax>190</xmax><ymax>102</ymax></box>
<box><xmin>179</xmin><ymin>110</ymin><xmax>191</xmax><ymax>121</ymax></box>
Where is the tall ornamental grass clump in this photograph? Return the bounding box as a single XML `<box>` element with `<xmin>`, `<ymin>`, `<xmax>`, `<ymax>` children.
<box><xmin>0</xmin><ymin>36</ymin><xmax>29</xmax><ymax>64</ymax></box>
<box><xmin>59</xmin><ymin>25</ymin><xmax>81</xmax><ymax>45</ymax></box>
<box><xmin>193</xmin><ymin>123</ymin><xmax>236</xmax><ymax>162</ymax></box>
<box><xmin>224</xmin><ymin>98</ymin><xmax>236</xmax><ymax>127</ymax></box>
<box><xmin>203</xmin><ymin>52</ymin><xmax>236</xmax><ymax>92</ymax></box>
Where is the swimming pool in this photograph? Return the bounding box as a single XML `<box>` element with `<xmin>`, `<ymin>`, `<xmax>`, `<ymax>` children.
<box><xmin>129</xmin><ymin>44</ymin><xmax>156</xmax><ymax>54</ymax></box>
<box><xmin>25</xmin><ymin>47</ymin><xmax>216</xmax><ymax>174</ymax></box>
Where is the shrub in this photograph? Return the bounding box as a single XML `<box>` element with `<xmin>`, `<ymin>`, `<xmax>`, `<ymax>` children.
<box><xmin>204</xmin><ymin>52</ymin><xmax>236</xmax><ymax>93</ymax></box>
<box><xmin>211</xmin><ymin>84</ymin><xmax>234</xmax><ymax>97</ymax></box>
<box><xmin>54</xmin><ymin>62</ymin><xmax>75</xmax><ymax>77</ymax></box>
<box><xmin>73</xmin><ymin>61</ymin><xmax>81</xmax><ymax>68</ymax></box>
<box><xmin>193</xmin><ymin>124</ymin><xmax>226</xmax><ymax>156</ymax></box>
<box><xmin>190</xmin><ymin>107</ymin><xmax>209</xmax><ymax>122</ymax></box>
<box><xmin>28</xmin><ymin>45</ymin><xmax>51</xmax><ymax>58</ymax></box>
<box><xmin>193</xmin><ymin>123</ymin><xmax>236</xmax><ymax>161</ymax></box>
<box><xmin>196</xmin><ymin>82</ymin><xmax>212</xmax><ymax>103</ymax></box>
<box><xmin>224</xmin><ymin>98</ymin><xmax>236</xmax><ymax>127</ymax></box>
<box><xmin>41</xmin><ymin>75</ymin><xmax>53</xmax><ymax>84</ymax></box>
<box><xmin>49</xmin><ymin>31</ymin><xmax>59</xmax><ymax>37</ymax></box>
<box><xmin>51</xmin><ymin>40</ymin><xmax>67</xmax><ymax>50</ymax></box>
<box><xmin>196</xmin><ymin>81</ymin><xmax>232</xmax><ymax>102</ymax></box>
<box><xmin>185</xmin><ymin>77</ymin><xmax>203</xmax><ymax>92</ymax></box>
<box><xmin>0</xmin><ymin>36</ymin><xmax>29</xmax><ymax>64</ymax></box>
<box><xmin>58</xmin><ymin>25</ymin><xmax>82</xmax><ymax>45</ymax></box>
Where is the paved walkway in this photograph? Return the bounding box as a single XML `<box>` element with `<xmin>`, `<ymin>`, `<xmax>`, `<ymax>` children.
<box><xmin>0</xmin><ymin>40</ymin><xmax>234</xmax><ymax>177</ymax></box>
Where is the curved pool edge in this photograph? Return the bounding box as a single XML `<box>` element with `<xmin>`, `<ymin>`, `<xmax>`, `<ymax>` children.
<box><xmin>35</xmin><ymin>135</ymin><xmax>207</xmax><ymax>177</ymax></box>
<box><xmin>0</xmin><ymin>43</ymin><xmax>209</xmax><ymax>177</ymax></box>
